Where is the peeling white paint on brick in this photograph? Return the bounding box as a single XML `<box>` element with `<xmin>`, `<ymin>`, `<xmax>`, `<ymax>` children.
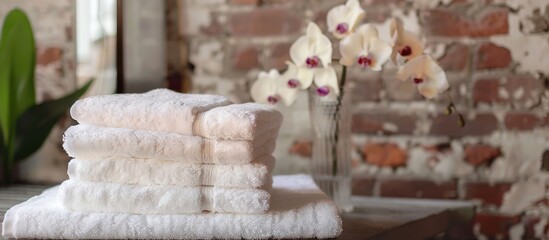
<box><xmin>190</xmin><ymin>41</ymin><xmax>224</xmax><ymax>74</ymax></box>
<box><xmin>534</xmin><ymin>217</ymin><xmax>548</xmax><ymax>238</ymax></box>
<box><xmin>509</xmin><ymin>223</ymin><xmax>525</xmax><ymax>240</ymax></box>
<box><xmin>501</xmin><ymin>180</ymin><xmax>545</xmax><ymax>214</ymax></box>
<box><xmin>492</xmin><ymin>36</ymin><xmax>549</xmax><ymax>75</ymax></box>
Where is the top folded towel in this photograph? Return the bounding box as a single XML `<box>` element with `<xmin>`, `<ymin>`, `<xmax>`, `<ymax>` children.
<box><xmin>70</xmin><ymin>89</ymin><xmax>283</xmax><ymax>140</ymax></box>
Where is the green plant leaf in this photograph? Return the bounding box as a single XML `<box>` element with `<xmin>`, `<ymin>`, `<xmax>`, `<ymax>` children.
<box><xmin>0</xmin><ymin>127</ymin><xmax>5</xmax><ymax>161</ymax></box>
<box><xmin>2</xmin><ymin>9</ymin><xmax>35</xmax><ymax>118</ymax></box>
<box><xmin>0</xmin><ymin>23</ymin><xmax>14</xmax><ymax>146</ymax></box>
<box><xmin>13</xmin><ymin>80</ymin><xmax>93</xmax><ymax>162</ymax></box>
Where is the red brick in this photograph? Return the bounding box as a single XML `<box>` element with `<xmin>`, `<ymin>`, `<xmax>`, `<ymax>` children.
<box><xmin>463</xmin><ymin>182</ymin><xmax>512</xmax><ymax>206</ymax></box>
<box><xmin>474</xmin><ymin>212</ymin><xmax>521</xmax><ymax>239</ymax></box>
<box><xmin>363</xmin><ymin>11</ymin><xmax>390</xmax><ymax>23</ymax></box>
<box><xmin>37</xmin><ymin>47</ymin><xmax>63</xmax><ymax>66</ymax></box>
<box><xmin>312</xmin><ymin>5</ymin><xmax>334</xmax><ymax>32</ymax></box>
<box><xmin>352</xmin><ymin>78</ymin><xmax>382</xmax><ymax>102</ymax></box>
<box><xmin>352</xmin><ymin>177</ymin><xmax>376</xmax><ymax>196</ymax></box>
<box><xmin>421</xmin><ymin>7</ymin><xmax>509</xmax><ymax>37</ymax></box>
<box><xmin>352</xmin><ymin>112</ymin><xmax>417</xmax><ymax>135</ymax></box>
<box><xmin>230</xmin><ymin>0</ymin><xmax>259</xmax><ymax>4</ymax></box>
<box><xmin>423</xmin><ymin>143</ymin><xmax>452</xmax><ymax>153</ymax></box>
<box><xmin>379</xmin><ymin>179</ymin><xmax>458</xmax><ymax>199</ymax></box>
<box><xmin>231</xmin><ymin>46</ymin><xmax>260</xmax><ymax>71</ymax></box>
<box><xmin>473</xmin><ymin>78</ymin><xmax>500</xmax><ymax>103</ymax></box>
<box><xmin>228</xmin><ymin>7</ymin><xmax>302</xmax><ymax>37</ymax></box>
<box><xmin>476</xmin><ymin>42</ymin><xmax>512</xmax><ymax>70</ymax></box>
<box><xmin>430</xmin><ymin>113</ymin><xmax>499</xmax><ymax>137</ymax></box>
<box><xmin>361</xmin><ymin>143</ymin><xmax>407</xmax><ymax>167</ymax></box>
<box><xmin>288</xmin><ymin>139</ymin><xmax>312</xmax><ymax>158</ymax></box>
<box><xmin>522</xmin><ymin>215</ymin><xmax>549</xmax><ymax>239</ymax></box>
<box><xmin>265</xmin><ymin>42</ymin><xmax>291</xmax><ymax>70</ymax></box>
<box><xmin>544</xmin><ymin>115</ymin><xmax>549</xmax><ymax>127</ymax></box>
<box><xmin>473</xmin><ymin>75</ymin><xmax>543</xmax><ymax>105</ymax></box>
<box><xmin>505</xmin><ymin>112</ymin><xmax>540</xmax><ymax>130</ymax></box>
<box><xmin>200</xmin><ymin>14</ymin><xmax>223</xmax><ymax>36</ymax></box>
<box><xmin>464</xmin><ymin>144</ymin><xmax>502</xmax><ymax>166</ymax></box>
<box><xmin>437</xmin><ymin>43</ymin><xmax>470</xmax><ymax>72</ymax></box>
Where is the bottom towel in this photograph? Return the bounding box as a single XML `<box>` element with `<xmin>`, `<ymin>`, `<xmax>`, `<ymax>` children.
<box><xmin>3</xmin><ymin>175</ymin><xmax>342</xmax><ymax>239</ymax></box>
<box><xmin>59</xmin><ymin>180</ymin><xmax>270</xmax><ymax>214</ymax></box>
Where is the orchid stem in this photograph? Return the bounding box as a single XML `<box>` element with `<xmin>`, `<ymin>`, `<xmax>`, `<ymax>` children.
<box><xmin>446</xmin><ymin>90</ymin><xmax>466</xmax><ymax>127</ymax></box>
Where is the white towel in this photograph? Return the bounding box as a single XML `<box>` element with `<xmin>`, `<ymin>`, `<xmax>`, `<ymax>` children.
<box><xmin>67</xmin><ymin>156</ymin><xmax>274</xmax><ymax>188</ymax></box>
<box><xmin>3</xmin><ymin>175</ymin><xmax>342</xmax><ymax>239</ymax></box>
<box><xmin>58</xmin><ymin>180</ymin><xmax>270</xmax><ymax>215</ymax></box>
<box><xmin>193</xmin><ymin>103</ymin><xmax>283</xmax><ymax>141</ymax></box>
<box><xmin>63</xmin><ymin>124</ymin><xmax>277</xmax><ymax>164</ymax></box>
<box><xmin>70</xmin><ymin>89</ymin><xmax>283</xmax><ymax>141</ymax></box>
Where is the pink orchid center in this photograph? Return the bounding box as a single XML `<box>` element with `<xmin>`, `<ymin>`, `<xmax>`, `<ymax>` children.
<box><xmin>267</xmin><ymin>95</ymin><xmax>280</xmax><ymax>104</ymax></box>
<box><xmin>412</xmin><ymin>77</ymin><xmax>424</xmax><ymax>84</ymax></box>
<box><xmin>316</xmin><ymin>86</ymin><xmax>330</xmax><ymax>96</ymax></box>
<box><xmin>399</xmin><ymin>46</ymin><xmax>412</xmax><ymax>57</ymax></box>
<box><xmin>336</xmin><ymin>23</ymin><xmax>349</xmax><ymax>35</ymax></box>
<box><xmin>287</xmin><ymin>79</ymin><xmax>299</xmax><ymax>88</ymax></box>
<box><xmin>357</xmin><ymin>56</ymin><xmax>372</xmax><ymax>68</ymax></box>
<box><xmin>306</xmin><ymin>56</ymin><xmax>321</xmax><ymax>68</ymax></box>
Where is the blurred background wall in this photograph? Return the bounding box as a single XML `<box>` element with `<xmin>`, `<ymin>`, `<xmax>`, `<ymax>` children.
<box><xmin>175</xmin><ymin>1</ymin><xmax>549</xmax><ymax>238</ymax></box>
<box><xmin>0</xmin><ymin>0</ymin><xmax>548</xmax><ymax>238</ymax></box>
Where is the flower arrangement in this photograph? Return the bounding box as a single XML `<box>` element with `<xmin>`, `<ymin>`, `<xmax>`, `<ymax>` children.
<box><xmin>250</xmin><ymin>0</ymin><xmax>464</xmax><ymax>125</ymax></box>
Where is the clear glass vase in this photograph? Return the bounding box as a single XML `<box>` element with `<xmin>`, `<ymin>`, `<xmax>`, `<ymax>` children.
<box><xmin>308</xmin><ymin>85</ymin><xmax>353</xmax><ymax>212</ymax></box>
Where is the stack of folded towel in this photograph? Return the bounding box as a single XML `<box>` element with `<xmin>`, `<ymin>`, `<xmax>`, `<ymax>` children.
<box><xmin>2</xmin><ymin>89</ymin><xmax>342</xmax><ymax>239</ymax></box>
<box><xmin>61</xmin><ymin>89</ymin><xmax>280</xmax><ymax>215</ymax></box>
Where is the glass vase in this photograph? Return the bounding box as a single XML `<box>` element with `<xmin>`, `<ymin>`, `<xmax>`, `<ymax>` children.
<box><xmin>308</xmin><ymin>85</ymin><xmax>353</xmax><ymax>212</ymax></box>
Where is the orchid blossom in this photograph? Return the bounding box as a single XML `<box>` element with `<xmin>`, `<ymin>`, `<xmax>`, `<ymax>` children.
<box><xmin>339</xmin><ymin>24</ymin><xmax>392</xmax><ymax>71</ymax></box>
<box><xmin>290</xmin><ymin>22</ymin><xmax>339</xmax><ymax>96</ymax></box>
<box><xmin>250</xmin><ymin>70</ymin><xmax>285</xmax><ymax>105</ymax></box>
<box><xmin>326</xmin><ymin>0</ymin><xmax>365</xmax><ymax>39</ymax></box>
<box><xmin>277</xmin><ymin>62</ymin><xmax>301</xmax><ymax>105</ymax></box>
<box><xmin>396</xmin><ymin>55</ymin><xmax>449</xmax><ymax>99</ymax></box>
<box><xmin>390</xmin><ymin>18</ymin><xmax>424</xmax><ymax>66</ymax></box>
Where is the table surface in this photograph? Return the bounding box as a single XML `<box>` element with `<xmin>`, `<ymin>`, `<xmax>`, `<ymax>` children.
<box><xmin>0</xmin><ymin>184</ymin><xmax>475</xmax><ymax>240</ymax></box>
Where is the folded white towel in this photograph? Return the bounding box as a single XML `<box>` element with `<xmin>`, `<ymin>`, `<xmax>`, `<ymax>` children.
<box><xmin>63</xmin><ymin>124</ymin><xmax>277</xmax><ymax>164</ymax></box>
<box><xmin>70</xmin><ymin>89</ymin><xmax>231</xmax><ymax>135</ymax></box>
<box><xmin>3</xmin><ymin>175</ymin><xmax>342</xmax><ymax>239</ymax></box>
<box><xmin>67</xmin><ymin>156</ymin><xmax>274</xmax><ymax>188</ymax></box>
<box><xmin>70</xmin><ymin>89</ymin><xmax>283</xmax><ymax>141</ymax></box>
<box><xmin>193</xmin><ymin>103</ymin><xmax>283</xmax><ymax>141</ymax></box>
<box><xmin>58</xmin><ymin>180</ymin><xmax>270</xmax><ymax>214</ymax></box>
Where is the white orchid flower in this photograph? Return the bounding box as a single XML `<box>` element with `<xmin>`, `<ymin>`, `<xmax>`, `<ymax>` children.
<box><xmin>396</xmin><ymin>55</ymin><xmax>449</xmax><ymax>99</ymax></box>
<box><xmin>313</xmin><ymin>66</ymin><xmax>339</xmax><ymax>97</ymax></box>
<box><xmin>250</xmin><ymin>69</ymin><xmax>285</xmax><ymax>105</ymax></box>
<box><xmin>290</xmin><ymin>22</ymin><xmax>340</xmax><ymax>97</ymax></box>
<box><xmin>277</xmin><ymin>62</ymin><xmax>302</xmax><ymax>105</ymax></box>
<box><xmin>326</xmin><ymin>0</ymin><xmax>365</xmax><ymax>39</ymax></box>
<box><xmin>390</xmin><ymin>18</ymin><xmax>424</xmax><ymax>66</ymax></box>
<box><xmin>339</xmin><ymin>24</ymin><xmax>392</xmax><ymax>71</ymax></box>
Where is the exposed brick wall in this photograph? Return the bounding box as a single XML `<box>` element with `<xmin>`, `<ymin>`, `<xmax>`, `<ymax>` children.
<box><xmin>178</xmin><ymin>0</ymin><xmax>549</xmax><ymax>238</ymax></box>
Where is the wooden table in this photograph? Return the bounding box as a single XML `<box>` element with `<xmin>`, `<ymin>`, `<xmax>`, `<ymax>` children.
<box><xmin>0</xmin><ymin>185</ymin><xmax>475</xmax><ymax>239</ymax></box>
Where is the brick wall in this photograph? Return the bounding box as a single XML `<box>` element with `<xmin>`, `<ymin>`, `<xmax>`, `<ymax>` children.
<box><xmin>178</xmin><ymin>0</ymin><xmax>549</xmax><ymax>238</ymax></box>
<box><xmin>0</xmin><ymin>0</ymin><xmax>76</xmax><ymax>183</ymax></box>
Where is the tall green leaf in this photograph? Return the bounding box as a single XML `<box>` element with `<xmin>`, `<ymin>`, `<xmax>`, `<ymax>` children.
<box><xmin>0</xmin><ymin>25</ymin><xmax>14</xmax><ymax>146</ymax></box>
<box><xmin>2</xmin><ymin>9</ymin><xmax>36</xmax><ymax>118</ymax></box>
<box><xmin>0</xmin><ymin>9</ymin><xmax>35</xmax><ymax>162</ymax></box>
<box><xmin>13</xmin><ymin>80</ymin><xmax>93</xmax><ymax>162</ymax></box>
